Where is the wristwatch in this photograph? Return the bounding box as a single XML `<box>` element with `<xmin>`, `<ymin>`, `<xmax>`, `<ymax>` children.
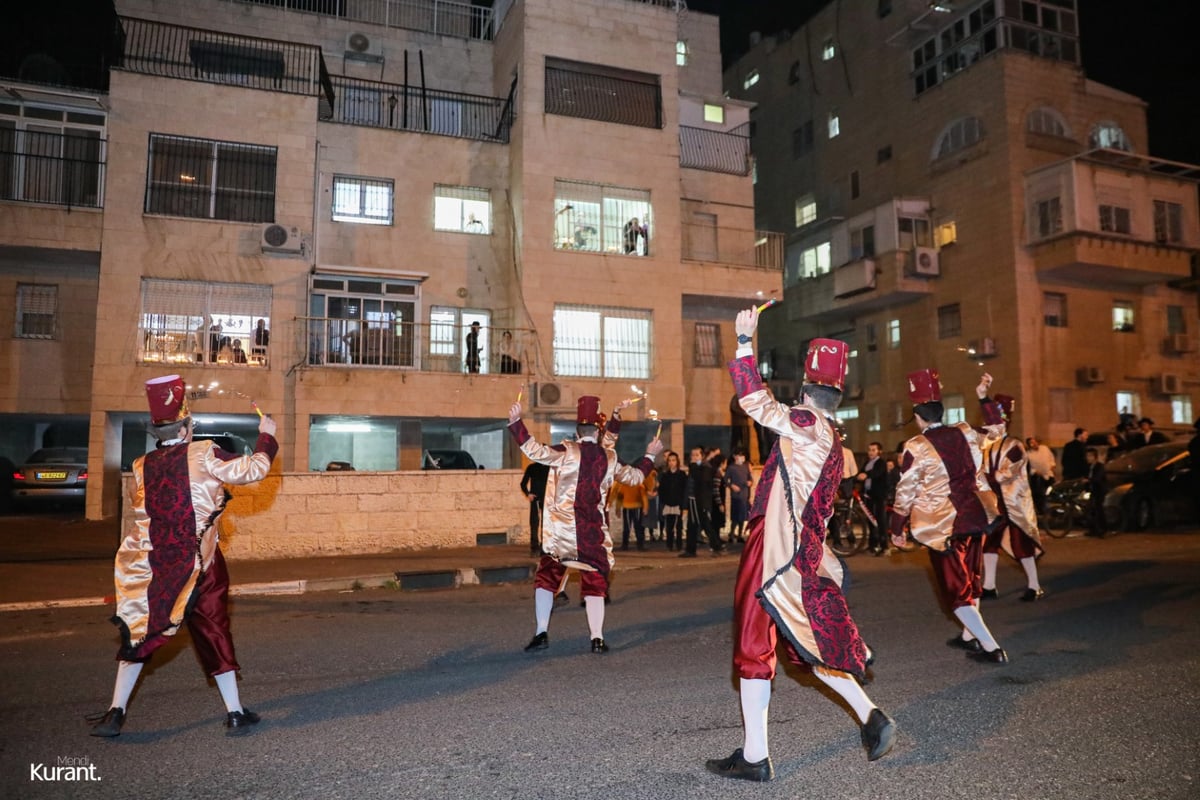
<box><xmin>737</xmin><ymin>334</ymin><xmax>752</xmax><ymax>345</ymax></box>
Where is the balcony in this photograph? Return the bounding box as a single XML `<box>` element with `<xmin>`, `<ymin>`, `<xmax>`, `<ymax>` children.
<box><xmin>0</xmin><ymin>129</ymin><xmax>106</xmax><ymax>209</ymax></box>
<box><xmin>679</xmin><ymin>124</ymin><xmax>751</xmax><ymax>176</ymax></box>
<box><xmin>116</xmin><ymin>17</ymin><xmax>335</xmax><ymax>119</ymax></box>
<box><xmin>789</xmin><ymin>249</ymin><xmax>937</xmax><ymax>322</ymax></box>
<box><xmin>224</xmin><ymin>0</ymin><xmax>496</xmax><ymax>41</ymax></box>
<box><xmin>682</xmin><ymin>223</ymin><xmax>785</xmax><ymax>271</ymax></box>
<box><xmin>328</xmin><ymin>75</ymin><xmax>515</xmax><ymax>143</ymax></box>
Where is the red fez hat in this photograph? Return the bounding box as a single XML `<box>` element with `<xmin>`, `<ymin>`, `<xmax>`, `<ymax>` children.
<box><xmin>576</xmin><ymin>395</ymin><xmax>602</xmax><ymax>426</ymax></box>
<box><xmin>907</xmin><ymin>369</ymin><xmax>942</xmax><ymax>404</ymax></box>
<box><xmin>981</xmin><ymin>400</ymin><xmax>1005</xmax><ymax>426</ymax></box>
<box><xmin>995</xmin><ymin>394</ymin><xmax>1015</xmax><ymax>418</ymax></box>
<box><xmin>804</xmin><ymin>338</ymin><xmax>849</xmax><ymax>391</ymax></box>
<box><xmin>145</xmin><ymin>375</ymin><xmax>190</xmax><ymax>425</ymax></box>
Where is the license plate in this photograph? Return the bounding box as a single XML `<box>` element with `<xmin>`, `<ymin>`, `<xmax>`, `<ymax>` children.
<box><xmin>36</xmin><ymin>471</ymin><xmax>68</xmax><ymax>480</ymax></box>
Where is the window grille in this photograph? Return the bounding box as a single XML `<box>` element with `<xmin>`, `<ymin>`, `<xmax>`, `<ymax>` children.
<box><xmin>545</xmin><ymin>57</ymin><xmax>662</xmax><ymax>129</ymax></box>
<box><xmin>553</xmin><ymin>179</ymin><xmax>651</xmax><ymax>256</ymax></box>
<box><xmin>332</xmin><ymin>175</ymin><xmax>393</xmax><ymax>225</ymax></box>
<box><xmin>139</xmin><ymin>278</ymin><xmax>271</xmax><ymax>365</ymax></box>
<box><xmin>16</xmin><ymin>283</ymin><xmax>57</xmax><ymax>339</ymax></box>
<box><xmin>694</xmin><ymin>323</ymin><xmax>720</xmax><ymax>367</ymax></box>
<box><xmin>434</xmin><ymin>185</ymin><xmax>491</xmax><ymax>233</ymax></box>
<box><xmin>145</xmin><ymin>133</ymin><xmax>277</xmax><ymax>222</ymax></box>
<box><xmin>553</xmin><ymin>304</ymin><xmax>651</xmax><ymax>379</ymax></box>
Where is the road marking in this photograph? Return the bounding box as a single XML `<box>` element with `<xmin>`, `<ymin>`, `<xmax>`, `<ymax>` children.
<box><xmin>0</xmin><ymin>629</ymin><xmax>80</xmax><ymax>644</ymax></box>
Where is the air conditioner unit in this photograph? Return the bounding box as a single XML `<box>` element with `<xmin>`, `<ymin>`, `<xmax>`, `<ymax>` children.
<box><xmin>344</xmin><ymin>31</ymin><xmax>384</xmax><ymax>63</ymax></box>
<box><xmin>261</xmin><ymin>224</ymin><xmax>303</xmax><ymax>255</ymax></box>
<box><xmin>1167</xmin><ymin>332</ymin><xmax>1194</xmax><ymax>353</ymax></box>
<box><xmin>533</xmin><ymin>381</ymin><xmax>574</xmax><ymax>410</ymax></box>
<box><xmin>1158</xmin><ymin>372</ymin><xmax>1183</xmax><ymax>394</ymax></box>
<box><xmin>1076</xmin><ymin>366</ymin><xmax>1105</xmax><ymax>384</ymax></box>
<box><xmin>908</xmin><ymin>246</ymin><xmax>940</xmax><ymax>277</ymax></box>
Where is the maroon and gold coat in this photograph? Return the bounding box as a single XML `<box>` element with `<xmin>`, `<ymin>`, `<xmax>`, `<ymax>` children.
<box><xmin>113</xmin><ymin>434</ymin><xmax>277</xmax><ymax>659</ymax></box>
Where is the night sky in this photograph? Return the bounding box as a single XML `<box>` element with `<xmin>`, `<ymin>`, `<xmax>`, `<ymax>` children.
<box><xmin>691</xmin><ymin>0</ymin><xmax>1200</xmax><ymax>166</ymax></box>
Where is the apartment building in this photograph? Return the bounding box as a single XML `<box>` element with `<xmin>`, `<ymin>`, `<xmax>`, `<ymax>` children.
<box><xmin>725</xmin><ymin>0</ymin><xmax>1198</xmax><ymax>450</ymax></box>
<box><xmin>0</xmin><ymin>0</ymin><xmax>780</xmax><ymax>520</ymax></box>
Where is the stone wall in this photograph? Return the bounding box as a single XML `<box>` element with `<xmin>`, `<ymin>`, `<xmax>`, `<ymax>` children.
<box><xmin>121</xmin><ymin>468</ymin><xmax>528</xmax><ymax>559</ymax></box>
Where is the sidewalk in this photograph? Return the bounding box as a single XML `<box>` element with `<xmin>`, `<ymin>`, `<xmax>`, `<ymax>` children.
<box><xmin>0</xmin><ymin>513</ymin><xmax>731</xmax><ymax>612</ymax></box>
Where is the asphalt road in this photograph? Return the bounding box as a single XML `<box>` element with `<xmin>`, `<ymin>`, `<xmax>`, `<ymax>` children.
<box><xmin>2</xmin><ymin>529</ymin><xmax>1198</xmax><ymax>799</ymax></box>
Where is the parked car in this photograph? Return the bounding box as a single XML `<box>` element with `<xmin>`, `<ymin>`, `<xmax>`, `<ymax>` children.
<box><xmin>11</xmin><ymin>447</ymin><xmax>89</xmax><ymax>506</ymax></box>
<box><xmin>1102</xmin><ymin>441</ymin><xmax>1194</xmax><ymax>531</ymax></box>
<box><xmin>421</xmin><ymin>449</ymin><xmax>478</xmax><ymax>470</ymax></box>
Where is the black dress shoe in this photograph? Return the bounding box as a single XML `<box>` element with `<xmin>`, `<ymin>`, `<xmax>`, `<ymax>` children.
<box><xmin>946</xmin><ymin>635</ymin><xmax>983</xmax><ymax>652</ymax></box>
<box><xmin>524</xmin><ymin>632</ymin><xmax>549</xmax><ymax>652</ymax></box>
<box><xmin>590</xmin><ymin>637</ymin><xmax>609</xmax><ymax>653</ymax></box>
<box><xmin>225</xmin><ymin>708</ymin><xmax>261</xmax><ymax>737</ymax></box>
<box><xmin>705</xmin><ymin>748</ymin><xmax>773</xmax><ymax>782</ymax></box>
<box><xmin>966</xmin><ymin>646</ymin><xmax>1009</xmax><ymax>664</ymax></box>
<box><xmin>1020</xmin><ymin>587</ymin><xmax>1045</xmax><ymax>602</ymax></box>
<box><xmin>89</xmin><ymin>707</ymin><xmax>125</xmax><ymax>738</ymax></box>
<box><xmin>980</xmin><ymin>588</ymin><xmax>999</xmax><ymax>600</ymax></box>
<box><xmin>861</xmin><ymin>708</ymin><xmax>897</xmax><ymax>761</ymax></box>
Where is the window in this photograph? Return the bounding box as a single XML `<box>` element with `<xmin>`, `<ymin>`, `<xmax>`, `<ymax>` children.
<box><xmin>145</xmin><ymin>134</ymin><xmax>276</xmax><ymax>222</ymax></box>
<box><xmin>544</xmin><ymin>58</ymin><xmax>662</xmax><ymax>129</ymax></box>
<box><xmin>828</xmin><ymin>112</ymin><xmax>840</xmax><ymax>139</ymax></box>
<box><xmin>553</xmin><ymin>179</ymin><xmax>651</xmax><ymax>255</ymax></box>
<box><xmin>1171</xmin><ymin>395</ymin><xmax>1194</xmax><ymax>426</ymax></box>
<box><xmin>888</xmin><ymin>318</ymin><xmax>900</xmax><ymax>349</ymax></box>
<box><xmin>1034</xmin><ymin>197</ymin><xmax>1063</xmax><ymax>239</ymax></box>
<box><xmin>822</xmin><ymin>38</ymin><xmax>836</xmax><ymax>60</ymax></box>
<box><xmin>1112</xmin><ymin>300</ymin><xmax>1135</xmax><ymax>332</ymax></box>
<box><xmin>1027</xmin><ymin>106</ymin><xmax>1069</xmax><ymax>137</ymax></box>
<box><xmin>1099</xmin><ymin>204</ymin><xmax>1131</xmax><ymax>235</ymax></box>
<box><xmin>850</xmin><ymin>225</ymin><xmax>876</xmax><ymax>260</ymax></box>
<box><xmin>676</xmin><ymin>40</ymin><xmax>689</xmax><ymax>66</ymax></box>
<box><xmin>15</xmin><ymin>283</ymin><xmax>57</xmax><ymax>338</ymax></box>
<box><xmin>935</xmin><ymin>221</ymin><xmax>958</xmax><ymax>246</ymax></box>
<box><xmin>943</xmin><ymin>394</ymin><xmax>965</xmax><ymax>425</ymax></box>
<box><xmin>836</xmin><ymin>407</ymin><xmax>859</xmax><ymax>422</ymax></box>
<box><xmin>139</xmin><ymin>279</ymin><xmax>272</xmax><ymax>365</ymax></box>
<box><xmin>1089</xmin><ymin>122</ymin><xmax>1131</xmax><ymax>151</ymax></box>
<box><xmin>850</xmin><ymin>170</ymin><xmax>860</xmax><ymax>200</ymax></box>
<box><xmin>0</xmin><ymin>101</ymin><xmax>106</xmax><ymax>208</ymax></box>
<box><xmin>899</xmin><ymin>217</ymin><xmax>932</xmax><ymax>250</ymax></box>
<box><xmin>795</xmin><ymin>194</ymin><xmax>817</xmax><ymax>228</ymax></box>
<box><xmin>937</xmin><ymin>303</ymin><xmax>961</xmax><ymax>339</ymax></box>
<box><xmin>877</xmin><ymin>145</ymin><xmax>892</xmax><ymax>163</ymax></box>
<box><xmin>332</xmin><ymin>175</ymin><xmax>393</xmax><ymax>225</ymax></box>
<box><xmin>933</xmin><ymin>116</ymin><xmax>984</xmax><ymax>159</ymax></box>
<box><xmin>798</xmin><ymin>241</ymin><xmax>832</xmax><ymax>279</ymax></box>
<box><xmin>702</xmin><ymin>104</ymin><xmax>725</xmax><ymax>125</ymax></box>
<box><xmin>792</xmin><ymin>121</ymin><xmax>814</xmax><ymax>158</ymax></box>
<box><xmin>427</xmin><ymin>307</ymin><xmax>488</xmax><ymax>372</ymax></box>
<box><xmin>743</xmin><ymin>69</ymin><xmax>760</xmax><ymax>90</ymax></box>
<box><xmin>1043</xmin><ymin>291</ymin><xmax>1067</xmax><ymax>327</ymax></box>
<box><xmin>553</xmin><ymin>304</ymin><xmax>651</xmax><ymax>379</ymax></box>
<box><xmin>307</xmin><ymin>275</ymin><xmax>419</xmax><ymax>368</ymax></box>
<box><xmin>694</xmin><ymin>322</ymin><xmax>720</xmax><ymax>367</ymax></box>
<box><xmin>787</xmin><ymin>61</ymin><xmax>801</xmax><ymax>85</ymax></box>
<box><xmin>435</xmin><ymin>185</ymin><xmax>491</xmax><ymax>234</ymax></box>
<box><xmin>1167</xmin><ymin>305</ymin><xmax>1185</xmax><ymax>335</ymax></box>
<box><xmin>1153</xmin><ymin>200</ymin><xmax>1183</xmax><ymax>244</ymax></box>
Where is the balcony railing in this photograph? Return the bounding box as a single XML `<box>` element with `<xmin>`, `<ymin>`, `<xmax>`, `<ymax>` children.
<box><xmin>223</xmin><ymin>0</ymin><xmax>495</xmax><ymax>41</ymax></box>
<box><xmin>116</xmin><ymin>17</ymin><xmax>335</xmax><ymax>119</ymax></box>
<box><xmin>300</xmin><ymin>317</ymin><xmax>537</xmax><ymax>374</ymax></box>
<box><xmin>328</xmin><ymin>74</ymin><xmax>514</xmax><ymax>143</ymax></box>
<box><xmin>679</xmin><ymin>124</ymin><xmax>751</xmax><ymax>176</ymax></box>
<box><xmin>139</xmin><ymin>327</ymin><xmax>270</xmax><ymax>367</ymax></box>
<box><xmin>681</xmin><ymin>223</ymin><xmax>785</xmax><ymax>270</ymax></box>
<box><xmin>0</xmin><ymin>129</ymin><xmax>106</xmax><ymax>209</ymax></box>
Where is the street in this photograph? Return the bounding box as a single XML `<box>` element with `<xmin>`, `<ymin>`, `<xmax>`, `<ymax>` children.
<box><xmin>1</xmin><ymin>529</ymin><xmax>1198</xmax><ymax>799</ymax></box>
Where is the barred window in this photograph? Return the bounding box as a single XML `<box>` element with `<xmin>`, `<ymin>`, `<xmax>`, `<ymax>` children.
<box><xmin>1099</xmin><ymin>204</ymin><xmax>1131</xmax><ymax>235</ymax></box>
<box><xmin>694</xmin><ymin>323</ymin><xmax>720</xmax><ymax>367</ymax></box>
<box><xmin>1153</xmin><ymin>200</ymin><xmax>1182</xmax><ymax>244</ymax></box>
<box><xmin>138</xmin><ymin>278</ymin><xmax>272</xmax><ymax>366</ymax></box>
<box><xmin>933</xmin><ymin>116</ymin><xmax>984</xmax><ymax>160</ymax></box>
<box><xmin>16</xmin><ymin>283</ymin><xmax>57</xmax><ymax>339</ymax></box>
<box><xmin>434</xmin><ymin>185</ymin><xmax>491</xmax><ymax>234</ymax></box>
<box><xmin>1027</xmin><ymin>106</ymin><xmax>1069</xmax><ymax>137</ymax></box>
<box><xmin>1043</xmin><ymin>291</ymin><xmax>1067</xmax><ymax>327</ymax></box>
<box><xmin>332</xmin><ymin>175</ymin><xmax>393</xmax><ymax>225</ymax></box>
<box><xmin>545</xmin><ymin>57</ymin><xmax>662</xmax><ymax>129</ymax></box>
<box><xmin>145</xmin><ymin>134</ymin><xmax>277</xmax><ymax>222</ymax></box>
<box><xmin>553</xmin><ymin>179</ymin><xmax>651</xmax><ymax>256</ymax></box>
<box><xmin>937</xmin><ymin>303</ymin><xmax>961</xmax><ymax>339</ymax></box>
<box><xmin>553</xmin><ymin>304</ymin><xmax>651</xmax><ymax>379</ymax></box>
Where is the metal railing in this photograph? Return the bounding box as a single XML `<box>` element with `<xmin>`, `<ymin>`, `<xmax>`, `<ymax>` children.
<box><xmin>545</xmin><ymin>62</ymin><xmax>662</xmax><ymax>130</ymax></box>
<box><xmin>300</xmin><ymin>317</ymin><xmax>538</xmax><ymax>374</ymax></box>
<box><xmin>679</xmin><ymin>124</ymin><xmax>751</xmax><ymax>175</ymax></box>
<box><xmin>116</xmin><ymin>16</ymin><xmax>335</xmax><ymax>117</ymax></box>
<box><xmin>328</xmin><ymin>75</ymin><xmax>514</xmax><ymax>142</ymax></box>
<box><xmin>138</xmin><ymin>327</ymin><xmax>270</xmax><ymax>367</ymax></box>
<box><xmin>0</xmin><ymin>129</ymin><xmax>106</xmax><ymax>209</ymax></box>
<box><xmin>223</xmin><ymin>0</ymin><xmax>495</xmax><ymax>41</ymax></box>
<box><xmin>681</xmin><ymin>223</ymin><xmax>785</xmax><ymax>270</ymax></box>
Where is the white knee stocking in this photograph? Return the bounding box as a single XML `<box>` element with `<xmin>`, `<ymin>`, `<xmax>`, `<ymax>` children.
<box><xmin>534</xmin><ymin>587</ymin><xmax>554</xmax><ymax>634</ymax></box>
<box><xmin>813</xmin><ymin>667</ymin><xmax>876</xmax><ymax>724</ymax></box>
<box><xmin>214</xmin><ymin>670</ymin><xmax>242</xmax><ymax>713</ymax></box>
<box><xmin>982</xmin><ymin>552</ymin><xmax>999</xmax><ymax>590</ymax></box>
<box><xmin>1020</xmin><ymin>556</ymin><xmax>1040</xmax><ymax>591</ymax></box>
<box><xmin>954</xmin><ymin>603</ymin><xmax>1000</xmax><ymax>651</ymax></box>
<box><xmin>739</xmin><ymin>678</ymin><xmax>772</xmax><ymax>763</ymax></box>
<box><xmin>110</xmin><ymin>660</ymin><xmax>143</xmax><ymax>711</ymax></box>
<box><xmin>584</xmin><ymin>595</ymin><xmax>605</xmax><ymax>639</ymax></box>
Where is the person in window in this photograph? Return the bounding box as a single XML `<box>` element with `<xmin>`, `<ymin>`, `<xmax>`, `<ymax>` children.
<box><xmin>251</xmin><ymin>318</ymin><xmax>269</xmax><ymax>363</ymax></box>
<box><xmin>623</xmin><ymin>217</ymin><xmax>647</xmax><ymax>255</ymax></box>
<box><xmin>498</xmin><ymin>330</ymin><xmax>522</xmax><ymax>375</ymax></box>
<box><xmin>208</xmin><ymin>320</ymin><xmax>222</xmax><ymax>363</ymax></box>
<box><xmin>465</xmin><ymin>321</ymin><xmax>482</xmax><ymax>373</ymax></box>
<box><xmin>231</xmin><ymin>339</ymin><xmax>248</xmax><ymax>364</ymax></box>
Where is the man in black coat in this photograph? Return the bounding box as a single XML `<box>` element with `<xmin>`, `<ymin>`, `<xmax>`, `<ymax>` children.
<box><xmin>1061</xmin><ymin>427</ymin><xmax>1089</xmax><ymax>480</ymax></box>
<box><xmin>520</xmin><ymin>460</ymin><xmax>550</xmax><ymax>557</ymax></box>
<box><xmin>682</xmin><ymin>446</ymin><xmax>722</xmax><ymax>557</ymax></box>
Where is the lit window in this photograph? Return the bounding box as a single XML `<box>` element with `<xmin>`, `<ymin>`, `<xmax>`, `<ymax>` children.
<box><xmin>146</xmin><ymin>133</ymin><xmax>276</xmax><ymax>222</ymax></box>
<box><xmin>703</xmin><ymin>104</ymin><xmax>725</xmax><ymax>124</ymax></box>
<box><xmin>676</xmin><ymin>40</ymin><xmax>689</xmax><ymax>66</ymax></box>
<box><xmin>553</xmin><ymin>304</ymin><xmax>651</xmax><ymax>379</ymax></box>
<box><xmin>943</xmin><ymin>394</ymin><xmax>965</xmax><ymax>424</ymax></box>
<box><xmin>822</xmin><ymin>38</ymin><xmax>836</xmax><ymax>60</ymax></box>
<box><xmin>434</xmin><ymin>185</ymin><xmax>491</xmax><ymax>234</ymax></box>
<box><xmin>694</xmin><ymin>322</ymin><xmax>720</xmax><ymax>367</ymax></box>
<box><xmin>1043</xmin><ymin>292</ymin><xmax>1067</xmax><ymax>327</ymax></box>
<box><xmin>937</xmin><ymin>304</ymin><xmax>961</xmax><ymax>339</ymax></box>
<box><xmin>743</xmin><ymin>69</ymin><xmax>760</xmax><ymax>90</ymax></box>
<box><xmin>332</xmin><ymin>175</ymin><xmax>393</xmax><ymax>225</ymax></box>
<box><xmin>799</xmin><ymin>241</ymin><xmax>832</xmax><ymax>279</ymax></box>
<box><xmin>1112</xmin><ymin>301</ymin><xmax>1135</xmax><ymax>332</ymax></box>
<box><xmin>553</xmin><ymin>179</ymin><xmax>651</xmax><ymax>255</ymax></box>
<box><xmin>836</xmin><ymin>407</ymin><xmax>859</xmax><ymax>421</ymax></box>
<box><xmin>1171</xmin><ymin>394</ymin><xmax>1193</xmax><ymax>425</ymax></box>
<box><xmin>138</xmin><ymin>279</ymin><xmax>271</xmax><ymax>366</ymax></box>
<box><xmin>1089</xmin><ymin>122</ymin><xmax>1131</xmax><ymax>151</ymax></box>
<box><xmin>828</xmin><ymin>112</ymin><xmax>840</xmax><ymax>139</ymax></box>
<box><xmin>933</xmin><ymin>116</ymin><xmax>984</xmax><ymax>159</ymax></box>
<box><xmin>899</xmin><ymin>217</ymin><xmax>932</xmax><ymax>249</ymax></box>
<box><xmin>15</xmin><ymin>283</ymin><xmax>57</xmax><ymax>339</ymax></box>
<box><xmin>888</xmin><ymin>319</ymin><xmax>900</xmax><ymax>349</ymax></box>
<box><xmin>1099</xmin><ymin>204</ymin><xmax>1131</xmax><ymax>235</ymax></box>
<box><xmin>1153</xmin><ymin>200</ymin><xmax>1183</xmax><ymax>244</ymax></box>
<box><xmin>795</xmin><ymin>194</ymin><xmax>817</xmax><ymax>227</ymax></box>
<box><xmin>1115</xmin><ymin>391</ymin><xmax>1140</xmax><ymax>422</ymax></box>
<box><xmin>935</xmin><ymin>221</ymin><xmax>957</xmax><ymax>246</ymax></box>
